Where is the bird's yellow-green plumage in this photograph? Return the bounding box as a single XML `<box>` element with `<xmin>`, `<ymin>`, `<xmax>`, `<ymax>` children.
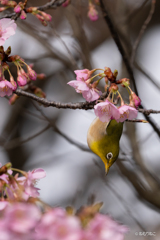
<box><xmin>87</xmin><ymin>118</ymin><xmax>123</xmax><ymax>174</ymax></box>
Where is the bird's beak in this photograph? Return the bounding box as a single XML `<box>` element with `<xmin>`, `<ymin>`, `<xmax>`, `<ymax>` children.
<box><xmin>104</xmin><ymin>163</ymin><xmax>110</xmax><ymax>175</ymax></box>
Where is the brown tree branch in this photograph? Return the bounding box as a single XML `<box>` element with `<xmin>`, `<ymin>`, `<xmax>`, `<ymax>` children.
<box><xmin>14</xmin><ymin>88</ymin><xmax>160</xmax><ymax>116</ymax></box>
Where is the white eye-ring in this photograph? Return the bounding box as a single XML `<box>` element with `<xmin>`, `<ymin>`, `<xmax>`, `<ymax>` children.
<box><xmin>106</xmin><ymin>152</ymin><xmax>113</xmax><ymax>160</ymax></box>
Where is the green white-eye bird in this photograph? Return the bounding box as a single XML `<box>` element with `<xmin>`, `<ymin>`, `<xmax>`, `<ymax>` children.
<box><xmin>87</xmin><ymin>118</ymin><xmax>123</xmax><ymax>175</ymax></box>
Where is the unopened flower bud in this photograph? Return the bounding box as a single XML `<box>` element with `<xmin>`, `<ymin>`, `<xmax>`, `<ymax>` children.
<box><xmin>17</xmin><ymin>69</ymin><xmax>27</xmax><ymax>86</ymax></box>
<box><xmin>40</xmin><ymin>11</ymin><xmax>52</xmax><ymax>22</ymax></box>
<box><xmin>20</xmin><ymin>10</ymin><xmax>27</xmax><ymax>19</ymax></box>
<box><xmin>88</xmin><ymin>3</ymin><xmax>98</xmax><ymax>21</ymax></box>
<box><xmin>130</xmin><ymin>91</ymin><xmax>141</xmax><ymax>109</ymax></box>
<box><xmin>14</xmin><ymin>4</ymin><xmax>21</xmax><ymax>13</ymax></box>
<box><xmin>27</xmin><ymin>65</ymin><xmax>37</xmax><ymax>81</ymax></box>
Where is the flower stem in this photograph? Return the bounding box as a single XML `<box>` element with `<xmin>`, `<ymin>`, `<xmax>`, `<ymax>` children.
<box><xmin>117</xmin><ymin>91</ymin><xmax>124</xmax><ymax>106</ymax></box>
<box><xmin>11</xmin><ymin>168</ymin><xmax>26</xmax><ymax>176</ymax></box>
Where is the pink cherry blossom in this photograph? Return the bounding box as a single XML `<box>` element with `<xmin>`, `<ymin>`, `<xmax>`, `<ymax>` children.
<box><xmin>67</xmin><ymin>80</ymin><xmax>89</xmax><ymax>93</ymax></box>
<box><xmin>35</xmin><ymin>208</ymin><xmax>82</xmax><ymax>240</ymax></box>
<box><xmin>68</xmin><ymin>80</ymin><xmax>101</xmax><ymax>102</ymax></box>
<box><xmin>74</xmin><ymin>69</ymin><xmax>91</xmax><ymax>81</ymax></box>
<box><xmin>17</xmin><ymin>168</ymin><xmax>46</xmax><ymax>199</ymax></box>
<box><xmin>0</xmin><ymin>18</ymin><xmax>17</xmax><ymax>45</ymax></box>
<box><xmin>0</xmin><ymin>173</ymin><xmax>9</xmax><ymax>183</ymax></box>
<box><xmin>117</xmin><ymin>105</ymin><xmax>138</xmax><ymax>122</ymax></box>
<box><xmin>85</xmin><ymin>213</ymin><xmax>128</xmax><ymax>240</ymax></box>
<box><xmin>0</xmin><ymin>80</ymin><xmax>15</xmax><ymax>97</ymax></box>
<box><xmin>88</xmin><ymin>3</ymin><xmax>98</xmax><ymax>21</ymax></box>
<box><xmin>82</xmin><ymin>87</ymin><xmax>102</xmax><ymax>102</ymax></box>
<box><xmin>0</xmin><ymin>201</ymin><xmax>8</xmax><ymax>210</ymax></box>
<box><xmin>5</xmin><ymin>203</ymin><xmax>41</xmax><ymax>234</ymax></box>
<box><xmin>94</xmin><ymin>100</ymin><xmax>120</xmax><ymax>122</ymax></box>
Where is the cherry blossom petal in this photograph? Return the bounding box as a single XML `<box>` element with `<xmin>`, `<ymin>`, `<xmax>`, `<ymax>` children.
<box><xmin>82</xmin><ymin>88</ymin><xmax>101</xmax><ymax>102</ymax></box>
<box><xmin>117</xmin><ymin>105</ymin><xmax>138</xmax><ymax>122</ymax></box>
<box><xmin>0</xmin><ymin>80</ymin><xmax>14</xmax><ymax>97</ymax></box>
<box><xmin>31</xmin><ymin>168</ymin><xmax>46</xmax><ymax>179</ymax></box>
<box><xmin>5</xmin><ymin>203</ymin><xmax>41</xmax><ymax>234</ymax></box>
<box><xmin>67</xmin><ymin>80</ymin><xmax>89</xmax><ymax>93</ymax></box>
<box><xmin>74</xmin><ymin>69</ymin><xmax>91</xmax><ymax>81</ymax></box>
<box><xmin>0</xmin><ymin>18</ymin><xmax>16</xmax><ymax>45</ymax></box>
<box><xmin>94</xmin><ymin>100</ymin><xmax>120</xmax><ymax>122</ymax></box>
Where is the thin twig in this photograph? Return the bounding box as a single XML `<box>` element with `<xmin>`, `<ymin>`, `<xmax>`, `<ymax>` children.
<box><xmin>131</xmin><ymin>0</ymin><xmax>156</xmax><ymax>65</ymax></box>
<box><xmin>99</xmin><ymin>0</ymin><xmax>137</xmax><ymax>94</ymax></box>
<box><xmin>3</xmin><ymin>124</ymin><xmax>51</xmax><ymax>150</ymax></box>
<box><xmin>0</xmin><ymin>0</ymin><xmax>66</xmax><ymax>19</ymax></box>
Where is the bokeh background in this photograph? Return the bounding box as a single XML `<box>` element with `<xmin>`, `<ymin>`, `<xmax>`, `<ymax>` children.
<box><xmin>0</xmin><ymin>0</ymin><xmax>160</xmax><ymax>239</ymax></box>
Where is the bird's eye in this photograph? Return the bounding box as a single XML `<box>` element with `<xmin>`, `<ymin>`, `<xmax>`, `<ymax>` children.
<box><xmin>106</xmin><ymin>152</ymin><xmax>113</xmax><ymax>160</ymax></box>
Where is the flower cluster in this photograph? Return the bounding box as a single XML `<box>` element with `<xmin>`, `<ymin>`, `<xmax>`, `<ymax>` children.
<box><xmin>0</xmin><ymin>1</ymin><xmax>52</xmax><ymax>25</ymax></box>
<box><xmin>0</xmin><ymin>162</ymin><xmax>46</xmax><ymax>201</ymax></box>
<box><xmin>68</xmin><ymin>69</ymin><xmax>103</xmax><ymax>102</ymax></box>
<box><xmin>0</xmin><ymin>18</ymin><xmax>45</xmax><ymax>100</ymax></box>
<box><xmin>0</xmin><ymin>204</ymin><xmax>128</xmax><ymax>240</ymax></box>
<box><xmin>0</xmin><ymin>163</ymin><xmax>128</xmax><ymax>240</ymax></box>
<box><xmin>68</xmin><ymin>67</ymin><xmax>141</xmax><ymax>123</ymax></box>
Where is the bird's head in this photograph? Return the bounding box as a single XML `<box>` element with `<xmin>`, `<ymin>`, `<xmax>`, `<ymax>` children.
<box><xmin>87</xmin><ymin>118</ymin><xmax>123</xmax><ymax>175</ymax></box>
<box><xmin>91</xmin><ymin>138</ymin><xmax>120</xmax><ymax>175</ymax></box>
